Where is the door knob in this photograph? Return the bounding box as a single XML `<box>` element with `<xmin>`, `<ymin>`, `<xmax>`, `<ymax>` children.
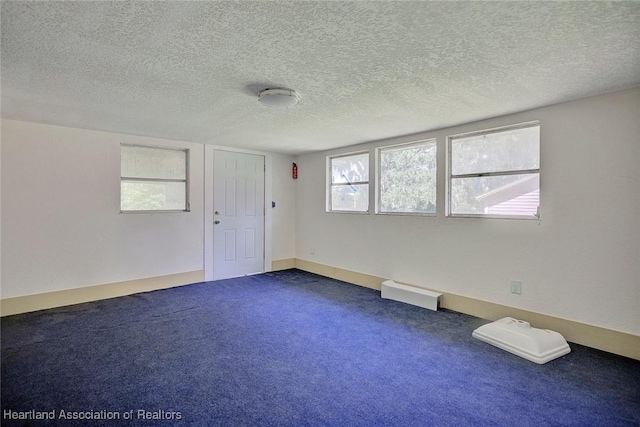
<box><xmin>214</xmin><ymin>220</ymin><xmax>220</xmax><ymax>224</ymax></box>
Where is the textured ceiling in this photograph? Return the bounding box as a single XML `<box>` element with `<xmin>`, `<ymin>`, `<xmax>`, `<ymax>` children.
<box><xmin>2</xmin><ymin>1</ymin><xmax>639</xmax><ymax>155</ymax></box>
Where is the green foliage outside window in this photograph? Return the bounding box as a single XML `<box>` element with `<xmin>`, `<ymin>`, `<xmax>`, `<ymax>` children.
<box><xmin>379</xmin><ymin>142</ymin><xmax>436</xmax><ymax>214</ymax></box>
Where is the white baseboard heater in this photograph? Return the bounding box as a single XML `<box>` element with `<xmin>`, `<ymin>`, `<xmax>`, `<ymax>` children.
<box><xmin>381</xmin><ymin>280</ymin><xmax>442</xmax><ymax>311</ymax></box>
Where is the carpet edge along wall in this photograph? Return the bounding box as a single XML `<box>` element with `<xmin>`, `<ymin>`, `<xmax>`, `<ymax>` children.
<box><xmin>0</xmin><ymin>270</ymin><xmax>205</xmax><ymax>317</ymax></box>
<box><xmin>4</xmin><ymin>270</ymin><xmax>638</xmax><ymax>427</ymax></box>
<box><xmin>290</xmin><ymin>258</ymin><xmax>640</xmax><ymax>361</ymax></box>
<box><xmin>1</xmin><ymin>261</ymin><xmax>638</xmax><ymax>361</ymax></box>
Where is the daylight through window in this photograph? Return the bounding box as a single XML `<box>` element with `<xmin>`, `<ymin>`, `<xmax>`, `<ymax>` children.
<box><xmin>328</xmin><ymin>152</ymin><xmax>369</xmax><ymax>212</ymax></box>
<box><xmin>377</xmin><ymin>140</ymin><xmax>436</xmax><ymax>214</ymax></box>
<box><xmin>447</xmin><ymin>122</ymin><xmax>540</xmax><ymax>218</ymax></box>
<box><xmin>120</xmin><ymin>144</ymin><xmax>189</xmax><ymax>212</ymax></box>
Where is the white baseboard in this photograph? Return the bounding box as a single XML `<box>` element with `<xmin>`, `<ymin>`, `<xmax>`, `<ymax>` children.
<box><xmin>271</xmin><ymin>258</ymin><xmax>296</xmax><ymax>271</ymax></box>
<box><xmin>0</xmin><ymin>270</ymin><xmax>205</xmax><ymax>316</ymax></box>
<box><xmin>4</xmin><ymin>262</ymin><xmax>638</xmax><ymax>361</ymax></box>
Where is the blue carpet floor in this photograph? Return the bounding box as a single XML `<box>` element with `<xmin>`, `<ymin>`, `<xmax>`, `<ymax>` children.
<box><xmin>2</xmin><ymin>269</ymin><xmax>639</xmax><ymax>426</ymax></box>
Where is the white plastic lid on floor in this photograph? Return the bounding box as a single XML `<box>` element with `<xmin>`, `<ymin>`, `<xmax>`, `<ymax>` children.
<box><xmin>472</xmin><ymin>317</ymin><xmax>571</xmax><ymax>364</ymax></box>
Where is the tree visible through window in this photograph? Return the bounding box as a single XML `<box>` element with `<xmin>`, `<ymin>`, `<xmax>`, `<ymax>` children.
<box><xmin>328</xmin><ymin>152</ymin><xmax>369</xmax><ymax>212</ymax></box>
<box><xmin>447</xmin><ymin>122</ymin><xmax>540</xmax><ymax>218</ymax></box>
<box><xmin>378</xmin><ymin>140</ymin><xmax>436</xmax><ymax>214</ymax></box>
<box><xmin>120</xmin><ymin>144</ymin><xmax>189</xmax><ymax>212</ymax></box>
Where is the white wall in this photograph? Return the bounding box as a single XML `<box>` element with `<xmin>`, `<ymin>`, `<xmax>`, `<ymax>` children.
<box><xmin>1</xmin><ymin>120</ymin><xmax>205</xmax><ymax>298</ymax></box>
<box><xmin>270</xmin><ymin>153</ymin><xmax>296</xmax><ymax>260</ymax></box>
<box><xmin>295</xmin><ymin>88</ymin><xmax>640</xmax><ymax>335</ymax></box>
<box><xmin>3</xmin><ymin>90</ymin><xmax>637</xmax><ymax>334</ymax></box>
<box><xmin>1</xmin><ymin>119</ymin><xmax>297</xmax><ymax>299</ymax></box>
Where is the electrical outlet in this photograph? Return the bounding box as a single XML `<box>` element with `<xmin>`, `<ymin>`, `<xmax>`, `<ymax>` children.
<box><xmin>310</xmin><ymin>247</ymin><xmax>315</xmax><ymax>255</ymax></box>
<box><xmin>510</xmin><ymin>280</ymin><xmax>522</xmax><ymax>295</ymax></box>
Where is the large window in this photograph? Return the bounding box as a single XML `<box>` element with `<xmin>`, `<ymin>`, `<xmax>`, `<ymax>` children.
<box><xmin>328</xmin><ymin>152</ymin><xmax>369</xmax><ymax>212</ymax></box>
<box><xmin>447</xmin><ymin>122</ymin><xmax>540</xmax><ymax>218</ymax></box>
<box><xmin>377</xmin><ymin>140</ymin><xmax>436</xmax><ymax>215</ymax></box>
<box><xmin>120</xmin><ymin>144</ymin><xmax>189</xmax><ymax>212</ymax></box>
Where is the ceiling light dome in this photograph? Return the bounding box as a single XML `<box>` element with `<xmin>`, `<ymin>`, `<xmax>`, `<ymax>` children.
<box><xmin>258</xmin><ymin>88</ymin><xmax>300</xmax><ymax>108</ymax></box>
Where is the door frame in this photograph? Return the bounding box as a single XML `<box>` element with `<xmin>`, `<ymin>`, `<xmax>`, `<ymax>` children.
<box><xmin>204</xmin><ymin>146</ymin><xmax>273</xmax><ymax>281</ymax></box>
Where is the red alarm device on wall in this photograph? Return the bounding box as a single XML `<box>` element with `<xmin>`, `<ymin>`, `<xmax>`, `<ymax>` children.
<box><xmin>292</xmin><ymin>163</ymin><xmax>298</xmax><ymax>179</ymax></box>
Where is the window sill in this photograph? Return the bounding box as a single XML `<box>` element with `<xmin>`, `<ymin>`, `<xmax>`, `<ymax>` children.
<box><xmin>120</xmin><ymin>210</ymin><xmax>191</xmax><ymax>214</ymax></box>
<box><xmin>447</xmin><ymin>214</ymin><xmax>539</xmax><ymax>220</ymax></box>
<box><xmin>375</xmin><ymin>212</ymin><xmax>436</xmax><ymax>217</ymax></box>
<box><xmin>326</xmin><ymin>210</ymin><xmax>370</xmax><ymax>215</ymax></box>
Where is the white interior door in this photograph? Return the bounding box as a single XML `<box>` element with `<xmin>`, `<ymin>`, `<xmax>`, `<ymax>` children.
<box><xmin>213</xmin><ymin>150</ymin><xmax>265</xmax><ymax>280</ymax></box>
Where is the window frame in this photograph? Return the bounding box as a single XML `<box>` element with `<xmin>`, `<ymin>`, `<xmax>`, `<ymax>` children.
<box><xmin>376</xmin><ymin>139</ymin><xmax>437</xmax><ymax>216</ymax></box>
<box><xmin>326</xmin><ymin>151</ymin><xmax>370</xmax><ymax>214</ymax></box>
<box><xmin>446</xmin><ymin>121</ymin><xmax>540</xmax><ymax>220</ymax></box>
<box><xmin>120</xmin><ymin>143</ymin><xmax>190</xmax><ymax>214</ymax></box>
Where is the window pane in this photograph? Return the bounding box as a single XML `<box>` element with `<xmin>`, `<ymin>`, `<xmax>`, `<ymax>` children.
<box><xmin>331</xmin><ymin>184</ymin><xmax>369</xmax><ymax>211</ymax></box>
<box><xmin>121</xmin><ymin>181</ymin><xmax>187</xmax><ymax>211</ymax></box>
<box><xmin>451</xmin><ymin>125</ymin><xmax>539</xmax><ymax>175</ymax></box>
<box><xmin>121</xmin><ymin>145</ymin><xmax>186</xmax><ymax>180</ymax></box>
<box><xmin>331</xmin><ymin>153</ymin><xmax>369</xmax><ymax>184</ymax></box>
<box><xmin>451</xmin><ymin>173</ymin><xmax>539</xmax><ymax>216</ymax></box>
<box><xmin>379</xmin><ymin>143</ymin><xmax>436</xmax><ymax>214</ymax></box>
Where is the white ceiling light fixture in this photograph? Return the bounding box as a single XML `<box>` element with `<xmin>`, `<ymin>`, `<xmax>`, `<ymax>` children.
<box><xmin>258</xmin><ymin>88</ymin><xmax>300</xmax><ymax>108</ymax></box>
